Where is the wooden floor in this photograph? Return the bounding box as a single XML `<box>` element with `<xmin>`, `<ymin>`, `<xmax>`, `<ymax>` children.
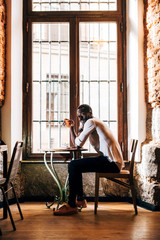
<box><xmin>0</xmin><ymin>202</ymin><xmax>160</xmax><ymax>240</ymax></box>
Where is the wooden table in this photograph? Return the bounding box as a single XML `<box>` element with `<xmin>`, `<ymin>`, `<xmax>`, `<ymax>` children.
<box><xmin>0</xmin><ymin>144</ymin><xmax>8</xmax><ymax>219</ymax></box>
<box><xmin>42</xmin><ymin>147</ymin><xmax>87</xmax><ymax>210</ymax></box>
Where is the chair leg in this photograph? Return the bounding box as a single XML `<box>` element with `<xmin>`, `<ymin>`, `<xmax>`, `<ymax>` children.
<box><xmin>11</xmin><ymin>183</ymin><xmax>23</xmax><ymax>220</ymax></box>
<box><xmin>94</xmin><ymin>173</ymin><xmax>99</xmax><ymax>214</ymax></box>
<box><xmin>1</xmin><ymin>188</ymin><xmax>16</xmax><ymax>231</ymax></box>
<box><xmin>130</xmin><ymin>183</ymin><xmax>138</xmax><ymax>215</ymax></box>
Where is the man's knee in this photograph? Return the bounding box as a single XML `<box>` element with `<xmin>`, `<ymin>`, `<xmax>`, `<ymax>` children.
<box><xmin>68</xmin><ymin>160</ymin><xmax>75</xmax><ymax>172</ymax></box>
<box><xmin>68</xmin><ymin>159</ymin><xmax>80</xmax><ymax>172</ymax></box>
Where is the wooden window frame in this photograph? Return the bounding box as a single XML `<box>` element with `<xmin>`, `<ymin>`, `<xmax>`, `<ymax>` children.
<box><xmin>23</xmin><ymin>0</ymin><xmax>127</xmax><ymax>160</ymax></box>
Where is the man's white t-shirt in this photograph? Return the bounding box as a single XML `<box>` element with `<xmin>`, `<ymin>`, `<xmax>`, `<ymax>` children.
<box><xmin>75</xmin><ymin>118</ymin><xmax>124</xmax><ymax>170</ymax></box>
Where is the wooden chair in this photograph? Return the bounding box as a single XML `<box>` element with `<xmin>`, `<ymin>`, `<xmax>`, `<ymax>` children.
<box><xmin>95</xmin><ymin>139</ymin><xmax>138</xmax><ymax>215</ymax></box>
<box><xmin>0</xmin><ymin>141</ymin><xmax>23</xmax><ymax>232</ymax></box>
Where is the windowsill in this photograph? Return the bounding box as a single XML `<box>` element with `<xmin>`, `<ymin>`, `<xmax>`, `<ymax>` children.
<box><xmin>21</xmin><ymin>159</ymin><xmax>71</xmax><ymax>164</ymax></box>
<box><xmin>21</xmin><ymin>159</ymin><xmax>130</xmax><ymax>164</ymax></box>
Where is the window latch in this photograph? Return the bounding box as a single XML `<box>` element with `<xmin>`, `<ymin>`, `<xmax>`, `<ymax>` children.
<box><xmin>26</xmin><ymin>82</ymin><xmax>29</xmax><ymax>93</ymax></box>
<box><xmin>26</xmin><ymin>22</ymin><xmax>29</xmax><ymax>32</ymax></box>
<box><xmin>121</xmin><ymin>142</ymin><xmax>124</xmax><ymax>152</ymax></box>
<box><xmin>120</xmin><ymin>82</ymin><xmax>123</xmax><ymax>92</ymax></box>
<box><xmin>120</xmin><ymin>22</ymin><xmax>124</xmax><ymax>32</ymax></box>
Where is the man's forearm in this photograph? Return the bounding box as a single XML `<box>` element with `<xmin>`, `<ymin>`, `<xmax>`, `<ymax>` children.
<box><xmin>70</xmin><ymin>126</ymin><xmax>77</xmax><ymax>146</ymax></box>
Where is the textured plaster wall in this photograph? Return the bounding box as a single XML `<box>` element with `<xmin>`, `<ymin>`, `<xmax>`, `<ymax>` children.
<box><xmin>21</xmin><ymin>163</ymin><xmax>105</xmax><ymax>200</ymax></box>
<box><xmin>135</xmin><ymin>0</ymin><xmax>160</xmax><ymax>208</ymax></box>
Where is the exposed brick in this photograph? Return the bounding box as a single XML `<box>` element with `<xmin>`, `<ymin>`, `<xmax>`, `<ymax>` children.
<box><xmin>0</xmin><ymin>0</ymin><xmax>5</xmax><ymax>107</ymax></box>
<box><xmin>144</xmin><ymin>0</ymin><xmax>160</xmax><ymax>107</ymax></box>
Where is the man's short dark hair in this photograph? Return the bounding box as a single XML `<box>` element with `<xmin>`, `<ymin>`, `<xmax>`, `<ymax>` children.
<box><xmin>78</xmin><ymin>104</ymin><xmax>92</xmax><ymax>113</ymax></box>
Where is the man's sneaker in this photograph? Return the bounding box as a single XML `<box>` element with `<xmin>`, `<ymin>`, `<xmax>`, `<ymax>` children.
<box><xmin>53</xmin><ymin>204</ymin><xmax>78</xmax><ymax>216</ymax></box>
<box><xmin>76</xmin><ymin>199</ymin><xmax>87</xmax><ymax>208</ymax></box>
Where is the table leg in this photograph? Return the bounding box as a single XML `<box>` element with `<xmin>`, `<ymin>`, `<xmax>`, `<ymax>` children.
<box><xmin>43</xmin><ymin>149</ymin><xmax>84</xmax><ymax>210</ymax></box>
<box><xmin>64</xmin><ymin>174</ymin><xmax>69</xmax><ymax>203</ymax></box>
<box><xmin>44</xmin><ymin>152</ymin><xmax>64</xmax><ymax>209</ymax></box>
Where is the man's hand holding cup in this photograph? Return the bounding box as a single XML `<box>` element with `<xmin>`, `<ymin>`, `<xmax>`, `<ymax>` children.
<box><xmin>63</xmin><ymin>119</ymin><xmax>74</xmax><ymax>128</ymax></box>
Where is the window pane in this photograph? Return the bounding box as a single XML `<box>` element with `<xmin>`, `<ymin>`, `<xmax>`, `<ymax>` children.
<box><xmin>32</xmin><ymin>122</ymin><xmax>40</xmax><ymax>153</ymax></box>
<box><xmin>32</xmin><ymin>23</ymin><xmax>70</xmax><ymax>152</ymax></box>
<box><xmin>110</xmin><ymin>82</ymin><xmax>117</xmax><ymax>121</ymax></box>
<box><xmin>80</xmin><ymin>22</ymin><xmax>118</xmax><ymax>144</ymax></box>
<box><xmin>110</xmin><ymin>122</ymin><xmax>117</xmax><ymax>139</ymax></box>
<box><xmin>32</xmin><ymin>0</ymin><xmax>117</xmax><ymax>11</ymax></box>
<box><xmin>100</xmin><ymin>82</ymin><xmax>108</xmax><ymax>119</ymax></box>
<box><xmin>32</xmin><ymin>82</ymin><xmax>40</xmax><ymax>120</ymax></box>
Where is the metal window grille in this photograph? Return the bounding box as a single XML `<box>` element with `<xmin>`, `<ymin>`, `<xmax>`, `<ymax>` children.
<box><xmin>80</xmin><ymin>21</ymin><xmax>117</xmax><ymax>143</ymax></box>
<box><xmin>32</xmin><ymin>21</ymin><xmax>117</xmax><ymax>153</ymax></box>
<box><xmin>32</xmin><ymin>0</ymin><xmax>117</xmax><ymax>11</ymax></box>
<box><xmin>24</xmin><ymin>0</ymin><xmax>127</xmax><ymax>158</ymax></box>
<box><xmin>46</xmin><ymin>73</ymin><xmax>69</xmax><ymax>127</ymax></box>
<box><xmin>32</xmin><ymin>23</ymin><xmax>70</xmax><ymax>152</ymax></box>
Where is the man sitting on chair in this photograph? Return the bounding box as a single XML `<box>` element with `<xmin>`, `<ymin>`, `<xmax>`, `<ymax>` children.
<box><xmin>54</xmin><ymin>104</ymin><xmax>124</xmax><ymax>216</ymax></box>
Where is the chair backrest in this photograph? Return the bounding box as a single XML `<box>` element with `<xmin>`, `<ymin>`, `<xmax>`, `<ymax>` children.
<box><xmin>6</xmin><ymin>141</ymin><xmax>23</xmax><ymax>183</ymax></box>
<box><xmin>129</xmin><ymin>139</ymin><xmax>138</xmax><ymax>176</ymax></box>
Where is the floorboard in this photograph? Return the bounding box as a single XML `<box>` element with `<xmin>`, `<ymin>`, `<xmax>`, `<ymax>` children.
<box><xmin>0</xmin><ymin>202</ymin><xmax>160</xmax><ymax>240</ymax></box>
